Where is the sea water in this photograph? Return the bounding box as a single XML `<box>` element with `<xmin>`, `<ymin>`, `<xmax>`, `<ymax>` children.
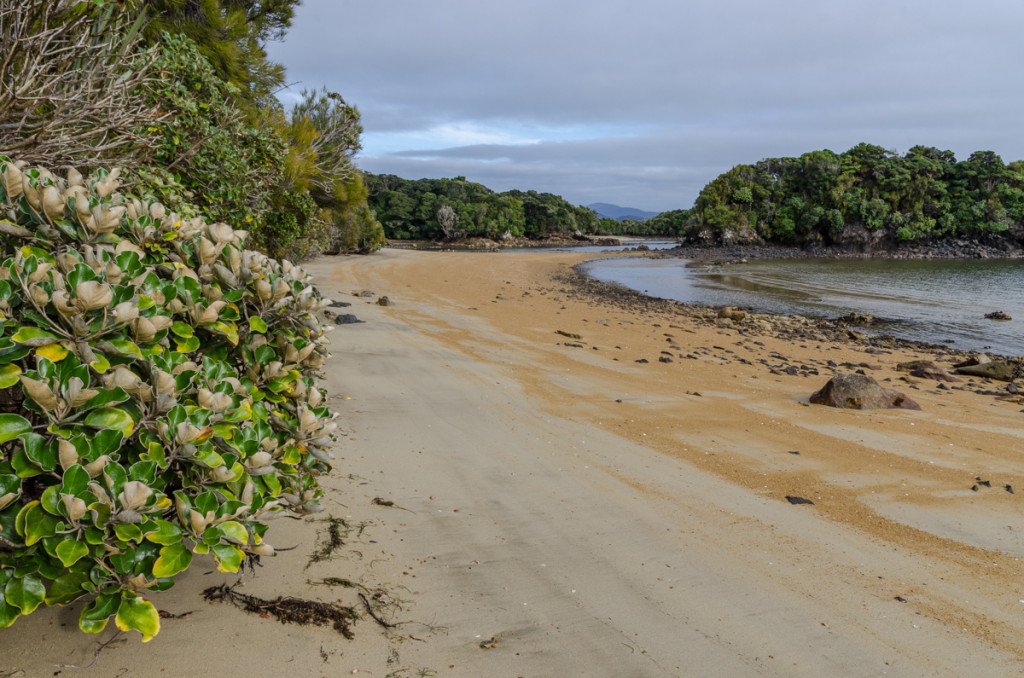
<box><xmin>583</xmin><ymin>256</ymin><xmax>1024</xmax><ymax>356</ymax></box>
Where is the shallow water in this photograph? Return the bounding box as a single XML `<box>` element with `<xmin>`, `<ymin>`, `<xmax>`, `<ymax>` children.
<box><xmin>583</xmin><ymin>257</ymin><xmax>1024</xmax><ymax>356</ymax></box>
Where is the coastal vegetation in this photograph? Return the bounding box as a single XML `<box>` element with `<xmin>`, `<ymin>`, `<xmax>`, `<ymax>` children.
<box><xmin>0</xmin><ymin>0</ymin><xmax>383</xmax><ymax>261</ymax></box>
<box><xmin>681</xmin><ymin>144</ymin><xmax>1024</xmax><ymax>248</ymax></box>
<box><xmin>0</xmin><ymin>156</ymin><xmax>336</xmax><ymax>640</ymax></box>
<box><xmin>0</xmin><ymin>0</ymin><xmax>346</xmax><ymax>641</ymax></box>
<box><xmin>364</xmin><ymin>174</ymin><xmax>675</xmax><ymax>241</ymax></box>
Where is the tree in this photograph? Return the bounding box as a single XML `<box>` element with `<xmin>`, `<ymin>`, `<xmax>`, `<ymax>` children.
<box><xmin>437</xmin><ymin>204</ymin><xmax>460</xmax><ymax>239</ymax></box>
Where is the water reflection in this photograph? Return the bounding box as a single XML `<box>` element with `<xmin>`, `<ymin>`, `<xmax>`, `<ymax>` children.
<box><xmin>583</xmin><ymin>257</ymin><xmax>1024</xmax><ymax>356</ymax></box>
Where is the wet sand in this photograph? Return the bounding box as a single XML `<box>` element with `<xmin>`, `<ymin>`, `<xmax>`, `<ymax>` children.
<box><xmin>5</xmin><ymin>248</ymin><xmax>1024</xmax><ymax>677</ymax></box>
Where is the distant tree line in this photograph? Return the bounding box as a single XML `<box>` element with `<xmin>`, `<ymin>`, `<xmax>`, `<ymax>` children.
<box><xmin>364</xmin><ymin>174</ymin><xmax>678</xmax><ymax>240</ymax></box>
<box><xmin>681</xmin><ymin>144</ymin><xmax>1024</xmax><ymax>247</ymax></box>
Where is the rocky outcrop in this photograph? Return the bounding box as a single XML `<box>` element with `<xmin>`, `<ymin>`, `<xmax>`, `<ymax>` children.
<box><xmin>955</xmin><ymin>359</ymin><xmax>1024</xmax><ymax>382</ymax></box>
<box><xmin>810</xmin><ymin>373</ymin><xmax>921</xmax><ymax>410</ymax></box>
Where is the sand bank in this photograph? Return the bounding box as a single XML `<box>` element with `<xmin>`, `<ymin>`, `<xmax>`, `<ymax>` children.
<box><xmin>5</xmin><ymin>248</ymin><xmax>1024</xmax><ymax>677</ymax></box>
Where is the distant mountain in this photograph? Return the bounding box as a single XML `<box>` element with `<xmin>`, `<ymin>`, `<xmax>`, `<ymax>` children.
<box><xmin>587</xmin><ymin>202</ymin><xmax>660</xmax><ymax>221</ymax></box>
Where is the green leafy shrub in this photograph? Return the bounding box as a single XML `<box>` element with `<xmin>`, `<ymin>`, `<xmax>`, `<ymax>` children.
<box><xmin>0</xmin><ymin>156</ymin><xmax>337</xmax><ymax>641</ymax></box>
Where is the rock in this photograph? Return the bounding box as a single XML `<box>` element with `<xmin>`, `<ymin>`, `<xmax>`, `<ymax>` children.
<box><xmin>909</xmin><ymin>368</ymin><xmax>961</xmax><ymax>382</ymax></box>
<box><xmin>717</xmin><ymin>306</ymin><xmax>746</xmax><ymax>321</ymax></box>
<box><xmin>955</xmin><ymin>359</ymin><xmax>1024</xmax><ymax>382</ymax></box>
<box><xmin>376</xmin><ymin>296</ymin><xmax>391</xmax><ymax>306</ymax></box>
<box><xmin>785</xmin><ymin>495</ymin><xmax>814</xmax><ymax>505</ymax></box>
<box><xmin>335</xmin><ymin>313</ymin><xmax>364</xmax><ymax>324</ymax></box>
<box><xmin>356</xmin><ymin>290</ymin><xmax>375</xmax><ymax>298</ymax></box>
<box><xmin>984</xmin><ymin>311</ymin><xmax>1012</xmax><ymax>321</ymax></box>
<box><xmin>809</xmin><ymin>373</ymin><xmax>922</xmax><ymax>410</ymax></box>
<box><xmin>896</xmin><ymin>359</ymin><xmax>940</xmax><ymax>372</ymax></box>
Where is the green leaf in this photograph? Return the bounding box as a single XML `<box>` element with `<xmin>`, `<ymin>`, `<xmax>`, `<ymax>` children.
<box><xmin>144</xmin><ymin>519</ymin><xmax>182</xmax><ymax>546</ymax></box>
<box><xmin>84</xmin><ymin>408</ymin><xmax>135</xmax><ymax>436</ymax></box>
<box><xmin>55</xmin><ymin>540</ymin><xmax>90</xmax><ymax>568</ymax></box>
<box><xmin>80</xmin><ymin>387</ymin><xmax>130</xmax><ymax>410</ymax></box>
<box><xmin>114</xmin><ymin>523</ymin><xmax>143</xmax><ymax>543</ymax></box>
<box><xmin>79</xmin><ymin>593</ymin><xmax>120</xmax><ymax>634</ymax></box>
<box><xmin>211</xmin><ymin>543</ymin><xmax>244</xmax><ymax>573</ymax></box>
<box><xmin>10</xmin><ymin>448</ymin><xmax>42</xmax><ymax>478</ymax></box>
<box><xmin>18</xmin><ymin>502</ymin><xmax>59</xmax><ymax>545</ymax></box>
<box><xmin>11</xmin><ymin>327</ymin><xmax>59</xmax><ymax>347</ymax></box>
<box><xmin>40</xmin><ymin>484</ymin><xmax>61</xmax><ymax>515</ymax></box>
<box><xmin>88</xmin><ymin>351</ymin><xmax>111</xmax><ymax>374</ymax></box>
<box><xmin>248</xmin><ymin>317</ymin><xmax>267</xmax><ymax>333</ymax></box>
<box><xmin>175</xmin><ymin>335</ymin><xmax>200</xmax><ymax>353</ymax></box>
<box><xmin>0</xmin><ymin>363</ymin><xmax>21</xmax><ymax>388</ymax></box>
<box><xmin>23</xmin><ymin>433</ymin><xmax>56</xmax><ymax>471</ymax></box>
<box><xmin>44</xmin><ymin>568</ymin><xmax>91</xmax><ymax>606</ymax></box>
<box><xmin>0</xmin><ymin>601</ymin><xmax>20</xmax><ymax>628</ymax></box>
<box><xmin>170</xmin><ymin>321</ymin><xmax>194</xmax><ymax>338</ymax></box>
<box><xmin>100</xmin><ymin>339</ymin><xmax>143</xmax><ymax>360</ymax></box>
<box><xmin>4</xmin><ymin>575</ymin><xmax>45</xmax><ymax>614</ymax></box>
<box><xmin>152</xmin><ymin>543</ymin><xmax>192</xmax><ymax>578</ymax></box>
<box><xmin>115</xmin><ymin>595</ymin><xmax>160</xmax><ymax>642</ymax></box>
<box><xmin>0</xmin><ymin>414</ymin><xmax>31</xmax><ymax>444</ymax></box>
<box><xmin>62</xmin><ymin>465</ymin><xmax>90</xmax><ymax>497</ymax></box>
<box><xmin>217</xmin><ymin>520</ymin><xmax>248</xmax><ymax>545</ymax></box>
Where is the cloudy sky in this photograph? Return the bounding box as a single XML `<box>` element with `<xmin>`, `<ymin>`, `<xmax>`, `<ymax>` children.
<box><xmin>266</xmin><ymin>0</ymin><xmax>1023</xmax><ymax>213</ymax></box>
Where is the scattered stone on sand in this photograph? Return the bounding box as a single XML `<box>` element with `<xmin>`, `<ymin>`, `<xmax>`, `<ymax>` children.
<box><xmin>897</xmin><ymin>359</ymin><xmax>940</xmax><ymax>372</ymax></box>
<box><xmin>809</xmin><ymin>373</ymin><xmax>922</xmax><ymax>410</ymax></box>
<box><xmin>910</xmin><ymin>367</ymin><xmax>961</xmax><ymax>382</ymax></box>
<box><xmin>328</xmin><ymin>300</ymin><xmax>352</xmax><ymax>308</ymax></box>
<box><xmin>717</xmin><ymin>307</ymin><xmax>746</xmax><ymax>322</ymax></box>
<box><xmin>556</xmin><ymin>330</ymin><xmax>582</xmax><ymax>339</ymax></box>
<box><xmin>376</xmin><ymin>296</ymin><xmax>391</xmax><ymax>306</ymax></box>
<box><xmin>984</xmin><ymin>311</ymin><xmax>1012</xmax><ymax>321</ymax></box>
<box><xmin>785</xmin><ymin>495</ymin><xmax>814</xmax><ymax>505</ymax></box>
<box><xmin>335</xmin><ymin>313</ymin><xmax>364</xmax><ymax>325</ymax></box>
<box><xmin>355</xmin><ymin>290</ymin><xmax>375</xmax><ymax>298</ymax></box>
<box><xmin>955</xmin><ymin>359</ymin><xmax>1024</xmax><ymax>382</ymax></box>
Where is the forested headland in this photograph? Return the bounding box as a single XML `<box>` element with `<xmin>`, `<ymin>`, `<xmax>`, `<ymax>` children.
<box><xmin>364</xmin><ymin>174</ymin><xmax>677</xmax><ymax>241</ymax></box>
<box><xmin>680</xmin><ymin>144</ymin><xmax>1024</xmax><ymax>250</ymax></box>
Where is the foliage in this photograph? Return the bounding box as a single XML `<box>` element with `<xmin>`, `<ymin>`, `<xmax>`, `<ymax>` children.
<box><xmin>0</xmin><ymin>155</ymin><xmax>337</xmax><ymax>640</ymax></box>
<box><xmin>0</xmin><ymin>0</ymin><xmax>162</xmax><ymax>169</ymax></box>
<box><xmin>364</xmin><ymin>174</ymin><xmax>645</xmax><ymax>240</ymax></box>
<box><xmin>140</xmin><ymin>0</ymin><xmax>300</xmax><ymax>106</ymax></box>
<box><xmin>681</xmin><ymin>144</ymin><xmax>1024</xmax><ymax>246</ymax></box>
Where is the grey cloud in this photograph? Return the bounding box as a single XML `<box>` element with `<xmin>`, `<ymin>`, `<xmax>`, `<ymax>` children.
<box><xmin>267</xmin><ymin>0</ymin><xmax>1024</xmax><ymax>212</ymax></box>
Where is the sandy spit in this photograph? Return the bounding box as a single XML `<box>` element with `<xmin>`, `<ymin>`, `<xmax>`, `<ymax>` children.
<box><xmin>4</xmin><ymin>247</ymin><xmax>1024</xmax><ymax>677</ymax></box>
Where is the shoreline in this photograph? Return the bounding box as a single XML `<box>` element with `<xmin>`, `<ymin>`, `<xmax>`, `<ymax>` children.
<box><xmin>6</xmin><ymin>247</ymin><xmax>1024</xmax><ymax>676</ymax></box>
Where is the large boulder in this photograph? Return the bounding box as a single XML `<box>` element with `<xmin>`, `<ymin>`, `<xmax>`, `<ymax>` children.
<box><xmin>810</xmin><ymin>373</ymin><xmax>921</xmax><ymax>410</ymax></box>
<box><xmin>955</xmin><ymin>359</ymin><xmax>1024</xmax><ymax>382</ymax></box>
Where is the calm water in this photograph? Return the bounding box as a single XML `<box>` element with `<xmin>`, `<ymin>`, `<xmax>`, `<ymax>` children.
<box><xmin>583</xmin><ymin>257</ymin><xmax>1024</xmax><ymax>356</ymax></box>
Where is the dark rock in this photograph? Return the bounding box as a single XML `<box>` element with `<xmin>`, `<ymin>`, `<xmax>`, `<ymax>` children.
<box><xmin>658</xmin><ymin>356</ymin><xmax>673</xmax><ymax>363</ymax></box>
<box><xmin>1006</xmin><ymin>484</ymin><xmax>1015</xmax><ymax>494</ymax></box>
<box><xmin>635</xmin><ymin>359</ymin><xmax>649</xmax><ymax>364</ymax></box>
<box><xmin>956</xmin><ymin>359</ymin><xmax>1024</xmax><ymax>382</ymax></box>
<box><xmin>335</xmin><ymin>313</ymin><xmax>364</xmax><ymax>324</ymax></box>
<box><xmin>356</xmin><ymin>290</ymin><xmax>375</xmax><ymax>298</ymax></box>
<box><xmin>810</xmin><ymin>373</ymin><xmax>922</xmax><ymax>410</ymax></box>
<box><xmin>984</xmin><ymin>311</ymin><xmax>1012</xmax><ymax>321</ymax></box>
<box><xmin>377</xmin><ymin>296</ymin><xmax>391</xmax><ymax>306</ymax></box>
<box><xmin>910</xmin><ymin>368</ymin><xmax>961</xmax><ymax>382</ymax></box>
<box><xmin>328</xmin><ymin>300</ymin><xmax>352</xmax><ymax>308</ymax></box>
<box><xmin>897</xmin><ymin>360</ymin><xmax>940</xmax><ymax>372</ymax></box>
<box><xmin>785</xmin><ymin>495</ymin><xmax>814</xmax><ymax>505</ymax></box>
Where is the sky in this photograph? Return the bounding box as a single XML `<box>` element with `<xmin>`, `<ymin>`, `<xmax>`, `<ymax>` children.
<box><xmin>265</xmin><ymin>0</ymin><xmax>1024</xmax><ymax>213</ymax></box>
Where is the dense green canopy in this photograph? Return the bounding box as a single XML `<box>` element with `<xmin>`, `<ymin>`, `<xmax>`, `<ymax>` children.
<box><xmin>681</xmin><ymin>144</ymin><xmax>1024</xmax><ymax>247</ymax></box>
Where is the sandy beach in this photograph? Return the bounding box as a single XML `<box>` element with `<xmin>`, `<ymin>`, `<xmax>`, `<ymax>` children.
<box><xmin>5</xmin><ymin>247</ymin><xmax>1024</xmax><ymax>677</ymax></box>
